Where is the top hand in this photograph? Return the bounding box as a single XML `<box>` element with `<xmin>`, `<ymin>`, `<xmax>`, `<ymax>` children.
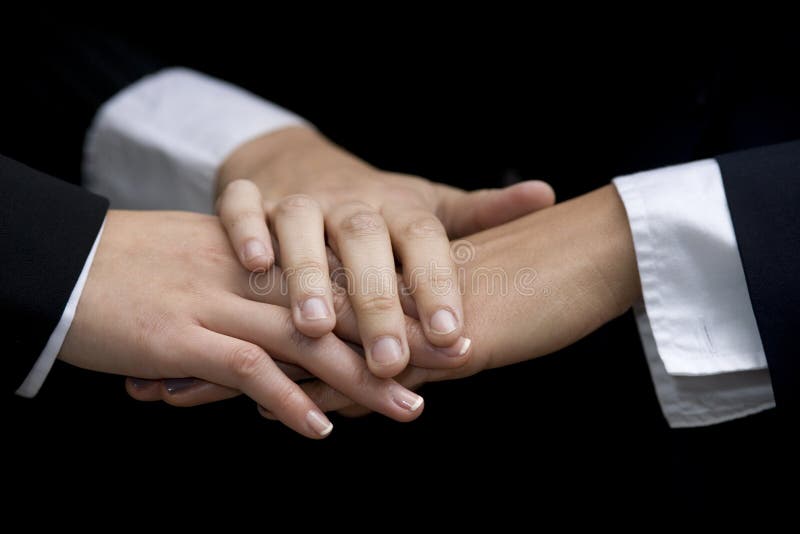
<box><xmin>133</xmin><ymin>185</ymin><xmax>640</xmax><ymax>419</ymax></box>
<box><xmin>215</xmin><ymin>126</ymin><xmax>555</xmax><ymax>377</ymax></box>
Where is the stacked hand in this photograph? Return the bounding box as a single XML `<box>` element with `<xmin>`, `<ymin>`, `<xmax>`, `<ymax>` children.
<box><xmin>125</xmin><ymin>184</ymin><xmax>640</xmax><ymax>420</ymax></box>
<box><xmin>214</xmin><ymin>127</ymin><xmax>555</xmax><ymax>376</ymax></box>
<box><xmin>61</xmin><ymin>127</ymin><xmax>559</xmax><ymax>438</ymax></box>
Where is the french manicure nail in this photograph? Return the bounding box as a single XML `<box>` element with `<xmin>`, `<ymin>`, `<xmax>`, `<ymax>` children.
<box><xmin>392</xmin><ymin>387</ymin><xmax>424</xmax><ymax>412</ymax></box>
<box><xmin>164</xmin><ymin>378</ymin><xmax>197</xmax><ymax>394</ymax></box>
<box><xmin>301</xmin><ymin>297</ymin><xmax>330</xmax><ymax>320</ymax></box>
<box><xmin>370</xmin><ymin>336</ymin><xmax>404</xmax><ymax>366</ymax></box>
<box><xmin>243</xmin><ymin>239</ymin><xmax>268</xmax><ymax>262</ymax></box>
<box><xmin>439</xmin><ymin>336</ymin><xmax>472</xmax><ymax>357</ymax></box>
<box><xmin>306</xmin><ymin>409</ymin><xmax>333</xmax><ymax>437</ymax></box>
<box><xmin>430</xmin><ymin>309</ymin><xmax>458</xmax><ymax>334</ymax></box>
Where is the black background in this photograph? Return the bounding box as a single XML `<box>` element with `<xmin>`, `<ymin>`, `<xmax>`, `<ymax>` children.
<box><xmin>3</xmin><ymin>14</ymin><xmax>797</xmax><ymax>506</ymax></box>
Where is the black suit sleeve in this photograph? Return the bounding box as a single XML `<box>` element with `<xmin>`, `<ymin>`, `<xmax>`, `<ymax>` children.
<box><xmin>0</xmin><ymin>155</ymin><xmax>108</xmax><ymax>393</ymax></box>
<box><xmin>718</xmin><ymin>140</ymin><xmax>800</xmax><ymax>415</ymax></box>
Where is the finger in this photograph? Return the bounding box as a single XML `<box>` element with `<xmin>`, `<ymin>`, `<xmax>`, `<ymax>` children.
<box><xmin>241</xmin><ymin>263</ymin><xmax>290</xmax><ymax>306</ymax></box>
<box><xmin>302</xmin><ymin>366</ymin><xmax>430</xmax><ymax>414</ymax></box>
<box><xmin>260</xmin><ymin>401</ymin><xmax>372</xmax><ymax>419</ymax></box>
<box><xmin>330</xmin><ymin>274</ymin><xmax>472</xmax><ymax>369</ymax></box>
<box><xmin>385</xmin><ymin>208</ymin><xmax>464</xmax><ymax>347</ymax></box>
<box><xmin>203</xmin><ymin>297</ymin><xmax>424</xmax><ymax>422</ymax></box>
<box><xmin>246</xmin><ymin>253</ymin><xmax>470</xmax><ymax>370</ymax></box>
<box><xmin>125</xmin><ymin>362</ymin><xmax>311</xmax><ymax>408</ymax></box>
<box><xmin>337</xmin><ymin>405</ymin><xmax>373</xmax><ymax>418</ymax></box>
<box><xmin>177</xmin><ymin>326</ymin><xmax>333</xmax><ymax>439</ymax></box>
<box><xmin>218</xmin><ymin>179</ymin><xmax>275</xmax><ymax>271</ymax></box>
<box><xmin>270</xmin><ymin>195</ymin><xmax>336</xmax><ymax>337</ymax></box>
<box><xmin>159</xmin><ymin>379</ymin><xmax>242</xmax><ymax>406</ymax></box>
<box><xmin>327</xmin><ymin>202</ymin><xmax>409</xmax><ymax>377</ymax></box>
<box><xmin>126</xmin><ymin>377</ymin><xmax>161</xmax><ymax>401</ymax></box>
<box><xmin>437</xmin><ymin>180</ymin><xmax>556</xmax><ymax>237</ymax></box>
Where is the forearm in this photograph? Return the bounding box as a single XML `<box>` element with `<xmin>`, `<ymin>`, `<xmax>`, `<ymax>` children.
<box><xmin>459</xmin><ymin>185</ymin><xmax>640</xmax><ymax>372</ymax></box>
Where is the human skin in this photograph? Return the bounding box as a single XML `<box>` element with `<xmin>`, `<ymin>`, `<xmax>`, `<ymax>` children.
<box><xmin>58</xmin><ymin>210</ymin><xmax>429</xmax><ymax>439</ymax></box>
<box><xmin>215</xmin><ymin>126</ymin><xmax>555</xmax><ymax>377</ymax></box>
<box><xmin>131</xmin><ymin>185</ymin><xmax>642</xmax><ymax>418</ymax></box>
<box><xmin>309</xmin><ymin>184</ymin><xmax>642</xmax><ymax>414</ymax></box>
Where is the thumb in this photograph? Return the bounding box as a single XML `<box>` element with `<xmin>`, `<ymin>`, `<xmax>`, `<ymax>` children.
<box><xmin>437</xmin><ymin>180</ymin><xmax>556</xmax><ymax>238</ymax></box>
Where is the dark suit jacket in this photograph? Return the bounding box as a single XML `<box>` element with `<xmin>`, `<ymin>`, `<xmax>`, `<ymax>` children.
<box><xmin>0</xmin><ymin>155</ymin><xmax>107</xmax><ymax>392</ymax></box>
<box><xmin>719</xmin><ymin>142</ymin><xmax>800</xmax><ymax>413</ymax></box>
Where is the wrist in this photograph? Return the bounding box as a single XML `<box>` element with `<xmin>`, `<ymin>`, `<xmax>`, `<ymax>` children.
<box><xmin>217</xmin><ymin>126</ymin><xmax>319</xmax><ymax>193</ymax></box>
<box><xmin>216</xmin><ymin>126</ymin><xmax>367</xmax><ymax>197</ymax></box>
<box><xmin>579</xmin><ymin>184</ymin><xmax>641</xmax><ymax>318</ymax></box>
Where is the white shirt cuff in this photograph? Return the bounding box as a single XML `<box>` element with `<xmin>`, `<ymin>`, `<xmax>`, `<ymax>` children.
<box><xmin>82</xmin><ymin>67</ymin><xmax>308</xmax><ymax>213</ymax></box>
<box><xmin>613</xmin><ymin>160</ymin><xmax>775</xmax><ymax>427</ymax></box>
<box><xmin>16</xmin><ymin>220</ymin><xmax>106</xmax><ymax>398</ymax></box>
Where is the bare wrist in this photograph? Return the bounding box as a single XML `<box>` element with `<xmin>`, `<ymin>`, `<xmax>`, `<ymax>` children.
<box><xmin>216</xmin><ymin>126</ymin><xmax>326</xmax><ymax>194</ymax></box>
<box><xmin>583</xmin><ymin>185</ymin><xmax>641</xmax><ymax>317</ymax></box>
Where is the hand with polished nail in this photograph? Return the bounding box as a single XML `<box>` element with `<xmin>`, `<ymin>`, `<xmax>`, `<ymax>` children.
<box><xmin>124</xmin><ymin>249</ymin><xmax>473</xmax><ymax>409</ymax></box>
<box><xmin>215</xmin><ymin>126</ymin><xmax>555</xmax><ymax>378</ymax></box>
<box><xmin>59</xmin><ymin>210</ymin><xmax>426</xmax><ymax>439</ymax></box>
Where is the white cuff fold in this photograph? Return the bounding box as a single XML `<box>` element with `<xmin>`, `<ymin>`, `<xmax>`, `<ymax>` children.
<box><xmin>613</xmin><ymin>160</ymin><xmax>775</xmax><ymax>427</ymax></box>
<box><xmin>83</xmin><ymin>67</ymin><xmax>307</xmax><ymax>213</ymax></box>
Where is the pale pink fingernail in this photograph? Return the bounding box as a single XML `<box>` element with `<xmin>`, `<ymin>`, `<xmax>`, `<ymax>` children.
<box><xmin>301</xmin><ymin>297</ymin><xmax>330</xmax><ymax>320</ymax></box>
<box><xmin>243</xmin><ymin>239</ymin><xmax>268</xmax><ymax>262</ymax></box>
<box><xmin>370</xmin><ymin>336</ymin><xmax>404</xmax><ymax>366</ymax></box>
<box><xmin>306</xmin><ymin>409</ymin><xmax>334</xmax><ymax>437</ymax></box>
<box><xmin>391</xmin><ymin>386</ymin><xmax>424</xmax><ymax>412</ymax></box>
<box><xmin>430</xmin><ymin>309</ymin><xmax>458</xmax><ymax>334</ymax></box>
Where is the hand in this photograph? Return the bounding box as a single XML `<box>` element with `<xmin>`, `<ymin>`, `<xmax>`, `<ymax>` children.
<box><xmin>59</xmin><ymin>210</ymin><xmax>427</xmax><ymax>438</ymax></box>
<box><xmin>125</xmin><ymin>246</ymin><xmax>478</xmax><ymax>407</ymax></box>
<box><xmin>299</xmin><ymin>185</ymin><xmax>642</xmax><ymax>413</ymax></box>
<box><xmin>132</xmin><ymin>186</ymin><xmax>640</xmax><ymax>415</ymax></box>
<box><xmin>215</xmin><ymin>126</ymin><xmax>555</xmax><ymax>377</ymax></box>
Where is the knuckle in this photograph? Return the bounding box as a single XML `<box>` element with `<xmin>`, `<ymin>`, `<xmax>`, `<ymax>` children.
<box><xmin>285</xmin><ymin>312</ymin><xmax>315</xmax><ymax>354</ymax></box>
<box><xmin>338</xmin><ymin>208</ymin><xmax>386</xmax><ymax>238</ymax></box>
<box><xmin>226</xmin><ymin>344</ymin><xmax>266</xmax><ymax>381</ymax></box>
<box><xmin>347</xmin><ymin>365</ymin><xmax>374</xmax><ymax>392</ymax></box>
<box><xmin>288</xmin><ymin>260</ymin><xmax>329</xmax><ymax>296</ymax></box>
<box><xmin>403</xmin><ymin>215</ymin><xmax>444</xmax><ymax>240</ymax></box>
<box><xmin>224</xmin><ymin>179</ymin><xmax>257</xmax><ymax>197</ymax></box>
<box><xmin>288</xmin><ymin>259</ymin><xmax>327</xmax><ymax>278</ymax></box>
<box><xmin>273</xmin><ymin>382</ymin><xmax>302</xmax><ymax>411</ymax></box>
<box><xmin>358</xmin><ymin>294</ymin><xmax>397</xmax><ymax>315</ymax></box>
<box><xmin>276</xmin><ymin>194</ymin><xmax>319</xmax><ymax>214</ymax></box>
<box><xmin>221</xmin><ymin>208</ymin><xmax>264</xmax><ymax>230</ymax></box>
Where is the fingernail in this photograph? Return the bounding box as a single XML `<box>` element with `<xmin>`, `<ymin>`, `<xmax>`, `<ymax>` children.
<box><xmin>164</xmin><ymin>378</ymin><xmax>196</xmax><ymax>394</ymax></box>
<box><xmin>129</xmin><ymin>378</ymin><xmax>157</xmax><ymax>389</ymax></box>
<box><xmin>243</xmin><ymin>239</ymin><xmax>268</xmax><ymax>262</ymax></box>
<box><xmin>439</xmin><ymin>336</ymin><xmax>472</xmax><ymax>357</ymax></box>
<box><xmin>301</xmin><ymin>297</ymin><xmax>330</xmax><ymax>320</ymax></box>
<box><xmin>392</xmin><ymin>386</ymin><xmax>424</xmax><ymax>412</ymax></box>
<box><xmin>370</xmin><ymin>336</ymin><xmax>404</xmax><ymax>366</ymax></box>
<box><xmin>430</xmin><ymin>309</ymin><xmax>458</xmax><ymax>334</ymax></box>
<box><xmin>306</xmin><ymin>409</ymin><xmax>334</xmax><ymax>437</ymax></box>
